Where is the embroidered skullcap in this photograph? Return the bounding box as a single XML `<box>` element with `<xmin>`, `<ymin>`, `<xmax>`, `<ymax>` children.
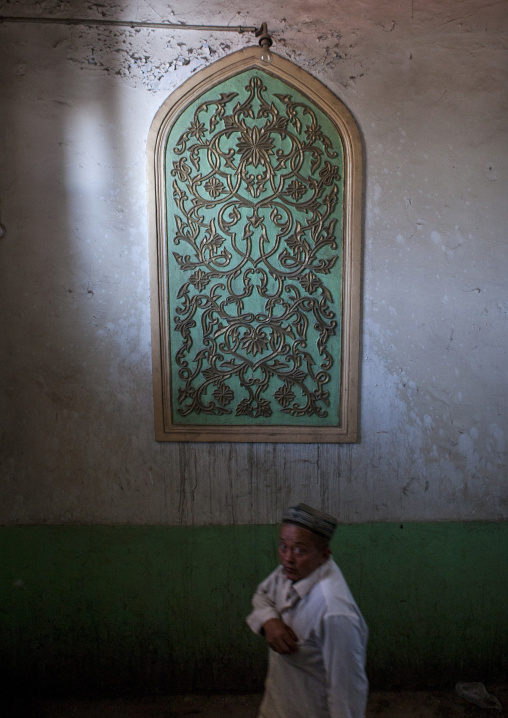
<box><xmin>282</xmin><ymin>503</ymin><xmax>337</xmax><ymax>540</ymax></box>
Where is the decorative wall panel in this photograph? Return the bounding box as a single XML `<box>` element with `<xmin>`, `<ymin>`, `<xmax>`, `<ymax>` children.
<box><xmin>148</xmin><ymin>48</ymin><xmax>363</xmax><ymax>442</ymax></box>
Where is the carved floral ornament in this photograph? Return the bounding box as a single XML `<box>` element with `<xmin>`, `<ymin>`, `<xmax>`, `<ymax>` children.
<box><xmin>148</xmin><ymin>47</ymin><xmax>363</xmax><ymax>442</ymax></box>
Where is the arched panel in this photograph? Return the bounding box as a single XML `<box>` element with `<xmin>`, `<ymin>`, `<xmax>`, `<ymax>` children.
<box><xmin>148</xmin><ymin>48</ymin><xmax>363</xmax><ymax>442</ymax></box>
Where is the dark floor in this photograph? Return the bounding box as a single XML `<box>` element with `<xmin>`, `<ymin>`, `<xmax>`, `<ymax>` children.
<box><xmin>1</xmin><ymin>685</ymin><xmax>506</xmax><ymax>717</ymax></box>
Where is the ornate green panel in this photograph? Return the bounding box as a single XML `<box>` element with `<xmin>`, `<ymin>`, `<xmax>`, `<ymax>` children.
<box><xmin>149</xmin><ymin>49</ymin><xmax>362</xmax><ymax>442</ymax></box>
<box><xmin>166</xmin><ymin>70</ymin><xmax>343</xmax><ymax>426</ymax></box>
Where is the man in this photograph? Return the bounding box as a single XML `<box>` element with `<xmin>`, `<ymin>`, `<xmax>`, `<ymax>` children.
<box><xmin>247</xmin><ymin>503</ymin><xmax>368</xmax><ymax>718</ymax></box>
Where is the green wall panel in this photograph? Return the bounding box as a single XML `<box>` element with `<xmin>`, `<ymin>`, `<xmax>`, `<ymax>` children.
<box><xmin>0</xmin><ymin>523</ymin><xmax>506</xmax><ymax>697</ymax></box>
<box><xmin>165</xmin><ymin>68</ymin><xmax>345</xmax><ymax>427</ymax></box>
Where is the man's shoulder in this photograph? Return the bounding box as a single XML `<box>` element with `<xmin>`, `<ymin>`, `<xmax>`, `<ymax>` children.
<box><xmin>257</xmin><ymin>564</ymin><xmax>287</xmax><ymax>590</ymax></box>
<box><xmin>313</xmin><ymin>561</ymin><xmax>362</xmax><ymax>619</ymax></box>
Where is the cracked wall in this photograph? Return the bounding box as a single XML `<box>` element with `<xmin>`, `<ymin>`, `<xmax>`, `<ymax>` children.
<box><xmin>0</xmin><ymin>0</ymin><xmax>507</xmax><ymax>524</ymax></box>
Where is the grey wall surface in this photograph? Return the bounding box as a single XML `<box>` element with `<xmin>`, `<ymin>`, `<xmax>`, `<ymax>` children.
<box><xmin>0</xmin><ymin>0</ymin><xmax>507</xmax><ymax>525</ymax></box>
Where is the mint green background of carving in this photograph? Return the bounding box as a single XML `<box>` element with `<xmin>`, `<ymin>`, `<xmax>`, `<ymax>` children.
<box><xmin>165</xmin><ymin>68</ymin><xmax>344</xmax><ymax>426</ymax></box>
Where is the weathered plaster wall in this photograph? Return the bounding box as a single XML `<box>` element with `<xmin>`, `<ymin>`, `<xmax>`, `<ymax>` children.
<box><xmin>1</xmin><ymin>0</ymin><xmax>507</xmax><ymax>524</ymax></box>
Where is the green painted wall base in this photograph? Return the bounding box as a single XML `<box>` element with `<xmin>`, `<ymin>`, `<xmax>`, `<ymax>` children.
<box><xmin>1</xmin><ymin>522</ymin><xmax>507</xmax><ymax>697</ymax></box>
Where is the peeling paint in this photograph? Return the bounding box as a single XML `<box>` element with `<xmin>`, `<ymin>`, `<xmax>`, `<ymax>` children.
<box><xmin>0</xmin><ymin>0</ymin><xmax>507</xmax><ymax>525</ymax></box>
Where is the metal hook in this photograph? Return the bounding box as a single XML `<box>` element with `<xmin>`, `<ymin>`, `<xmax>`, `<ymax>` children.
<box><xmin>255</xmin><ymin>22</ymin><xmax>273</xmax><ymax>49</ymax></box>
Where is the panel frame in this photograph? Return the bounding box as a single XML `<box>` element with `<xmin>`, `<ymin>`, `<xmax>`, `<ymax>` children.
<box><xmin>147</xmin><ymin>47</ymin><xmax>363</xmax><ymax>443</ymax></box>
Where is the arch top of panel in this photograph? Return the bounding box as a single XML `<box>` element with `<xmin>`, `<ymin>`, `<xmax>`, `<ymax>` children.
<box><xmin>150</xmin><ymin>47</ymin><xmax>362</xmax><ymax>151</ymax></box>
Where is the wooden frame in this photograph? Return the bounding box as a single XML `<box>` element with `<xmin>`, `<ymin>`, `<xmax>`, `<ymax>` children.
<box><xmin>147</xmin><ymin>47</ymin><xmax>363</xmax><ymax>442</ymax></box>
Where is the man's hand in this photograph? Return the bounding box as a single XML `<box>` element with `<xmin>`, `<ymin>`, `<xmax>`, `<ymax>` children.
<box><xmin>262</xmin><ymin>618</ymin><xmax>299</xmax><ymax>654</ymax></box>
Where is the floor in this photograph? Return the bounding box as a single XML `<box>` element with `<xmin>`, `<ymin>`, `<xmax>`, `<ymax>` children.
<box><xmin>2</xmin><ymin>685</ymin><xmax>506</xmax><ymax>718</ymax></box>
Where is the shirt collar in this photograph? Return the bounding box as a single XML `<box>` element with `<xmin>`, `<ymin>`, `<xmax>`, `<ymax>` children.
<box><xmin>289</xmin><ymin>556</ymin><xmax>332</xmax><ymax>600</ymax></box>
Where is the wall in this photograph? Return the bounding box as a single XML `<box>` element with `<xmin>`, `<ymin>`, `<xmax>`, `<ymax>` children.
<box><xmin>0</xmin><ymin>0</ymin><xmax>507</xmax><ymax>695</ymax></box>
<box><xmin>2</xmin><ymin>523</ymin><xmax>507</xmax><ymax>695</ymax></box>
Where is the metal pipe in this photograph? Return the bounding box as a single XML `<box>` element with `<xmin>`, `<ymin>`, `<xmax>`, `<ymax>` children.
<box><xmin>0</xmin><ymin>16</ymin><xmax>258</xmax><ymax>33</ymax></box>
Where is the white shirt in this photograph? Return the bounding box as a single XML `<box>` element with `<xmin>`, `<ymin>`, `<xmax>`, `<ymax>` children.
<box><xmin>246</xmin><ymin>557</ymin><xmax>368</xmax><ymax>718</ymax></box>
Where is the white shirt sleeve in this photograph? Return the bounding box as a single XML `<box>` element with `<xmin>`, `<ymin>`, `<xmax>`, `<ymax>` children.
<box><xmin>322</xmin><ymin>614</ymin><xmax>369</xmax><ymax>718</ymax></box>
<box><xmin>246</xmin><ymin>570</ymin><xmax>282</xmax><ymax>635</ymax></box>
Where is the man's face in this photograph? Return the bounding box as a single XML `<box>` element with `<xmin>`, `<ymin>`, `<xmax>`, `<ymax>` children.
<box><xmin>278</xmin><ymin>524</ymin><xmax>330</xmax><ymax>582</ymax></box>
